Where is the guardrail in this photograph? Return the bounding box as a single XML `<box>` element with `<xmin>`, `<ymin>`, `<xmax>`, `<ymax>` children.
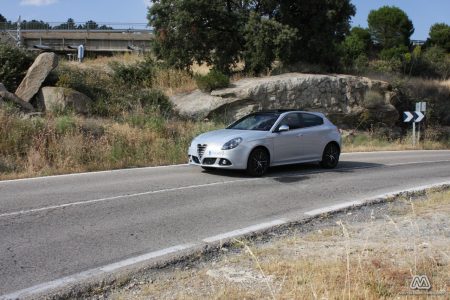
<box><xmin>0</xmin><ymin>22</ymin><xmax>152</xmax><ymax>31</ymax></box>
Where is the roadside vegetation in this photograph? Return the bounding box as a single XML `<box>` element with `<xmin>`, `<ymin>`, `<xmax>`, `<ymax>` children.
<box><xmin>1</xmin><ymin>3</ymin><xmax>450</xmax><ymax>179</ymax></box>
<box><xmin>112</xmin><ymin>188</ymin><xmax>450</xmax><ymax>299</ymax></box>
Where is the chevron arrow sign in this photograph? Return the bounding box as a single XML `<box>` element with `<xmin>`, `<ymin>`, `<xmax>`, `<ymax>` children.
<box><xmin>403</xmin><ymin>111</ymin><xmax>414</xmax><ymax>122</ymax></box>
<box><xmin>414</xmin><ymin>111</ymin><xmax>425</xmax><ymax>123</ymax></box>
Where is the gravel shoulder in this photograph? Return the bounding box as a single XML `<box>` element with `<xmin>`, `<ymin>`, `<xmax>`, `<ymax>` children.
<box><xmin>110</xmin><ymin>188</ymin><xmax>450</xmax><ymax>299</ymax></box>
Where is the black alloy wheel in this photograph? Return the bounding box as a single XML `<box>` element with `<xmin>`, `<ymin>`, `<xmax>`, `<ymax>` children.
<box><xmin>247</xmin><ymin>148</ymin><xmax>269</xmax><ymax>176</ymax></box>
<box><xmin>320</xmin><ymin>143</ymin><xmax>340</xmax><ymax>169</ymax></box>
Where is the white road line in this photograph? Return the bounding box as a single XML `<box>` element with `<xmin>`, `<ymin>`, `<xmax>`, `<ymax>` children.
<box><xmin>0</xmin><ymin>163</ymin><xmax>189</xmax><ymax>184</ymax></box>
<box><xmin>2</xmin><ymin>181</ymin><xmax>450</xmax><ymax>299</ymax></box>
<box><xmin>0</xmin><ymin>243</ymin><xmax>196</xmax><ymax>300</ymax></box>
<box><xmin>304</xmin><ymin>200</ymin><xmax>363</xmax><ymax>216</ymax></box>
<box><xmin>341</xmin><ymin>149</ymin><xmax>450</xmax><ymax>155</ymax></box>
<box><xmin>2</xmin><ymin>159</ymin><xmax>450</xmax><ymax>219</ymax></box>
<box><xmin>0</xmin><ymin>178</ymin><xmax>259</xmax><ymax>219</ymax></box>
<box><xmin>202</xmin><ymin>219</ymin><xmax>288</xmax><ymax>243</ymax></box>
<box><xmin>304</xmin><ymin>181</ymin><xmax>450</xmax><ymax>216</ymax></box>
<box><xmin>1</xmin><ymin>150</ymin><xmax>448</xmax><ymax>184</ymax></box>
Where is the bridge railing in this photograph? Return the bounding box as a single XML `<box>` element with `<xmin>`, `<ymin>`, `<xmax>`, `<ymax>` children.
<box><xmin>0</xmin><ymin>22</ymin><xmax>152</xmax><ymax>32</ymax></box>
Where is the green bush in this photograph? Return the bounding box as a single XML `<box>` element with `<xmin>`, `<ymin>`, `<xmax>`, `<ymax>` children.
<box><xmin>54</xmin><ymin>65</ymin><xmax>172</xmax><ymax>118</ymax></box>
<box><xmin>55</xmin><ymin>116</ymin><xmax>76</xmax><ymax>135</ymax></box>
<box><xmin>138</xmin><ymin>89</ymin><xmax>172</xmax><ymax>114</ymax></box>
<box><xmin>0</xmin><ymin>43</ymin><xmax>34</xmax><ymax>91</ymax></box>
<box><xmin>109</xmin><ymin>58</ymin><xmax>154</xmax><ymax>87</ymax></box>
<box><xmin>195</xmin><ymin>69</ymin><xmax>230</xmax><ymax>92</ymax></box>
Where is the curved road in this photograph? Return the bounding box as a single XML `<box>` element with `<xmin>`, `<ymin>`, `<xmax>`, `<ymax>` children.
<box><xmin>1</xmin><ymin>150</ymin><xmax>450</xmax><ymax>298</ymax></box>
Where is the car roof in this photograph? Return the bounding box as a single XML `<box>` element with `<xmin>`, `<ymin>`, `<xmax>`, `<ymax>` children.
<box><xmin>255</xmin><ymin>110</ymin><xmax>325</xmax><ymax>117</ymax></box>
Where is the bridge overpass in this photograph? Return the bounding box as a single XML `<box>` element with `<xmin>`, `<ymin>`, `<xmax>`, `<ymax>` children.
<box><xmin>0</xmin><ymin>22</ymin><xmax>153</xmax><ymax>54</ymax></box>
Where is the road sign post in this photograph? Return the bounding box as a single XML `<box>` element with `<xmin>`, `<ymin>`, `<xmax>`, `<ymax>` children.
<box><xmin>404</xmin><ymin>107</ymin><xmax>425</xmax><ymax>147</ymax></box>
<box><xmin>415</xmin><ymin>102</ymin><xmax>426</xmax><ymax>144</ymax></box>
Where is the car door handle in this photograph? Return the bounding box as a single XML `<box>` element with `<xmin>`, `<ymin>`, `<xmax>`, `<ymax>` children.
<box><xmin>297</xmin><ymin>133</ymin><xmax>304</xmax><ymax>137</ymax></box>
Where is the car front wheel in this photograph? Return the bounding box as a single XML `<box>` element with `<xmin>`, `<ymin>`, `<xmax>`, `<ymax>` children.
<box><xmin>247</xmin><ymin>148</ymin><xmax>269</xmax><ymax>176</ymax></box>
<box><xmin>320</xmin><ymin>143</ymin><xmax>340</xmax><ymax>169</ymax></box>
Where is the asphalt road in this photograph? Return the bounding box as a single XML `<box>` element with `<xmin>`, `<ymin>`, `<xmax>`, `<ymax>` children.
<box><xmin>1</xmin><ymin>150</ymin><xmax>450</xmax><ymax>297</ymax></box>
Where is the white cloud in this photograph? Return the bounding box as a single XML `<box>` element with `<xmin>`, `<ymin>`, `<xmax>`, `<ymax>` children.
<box><xmin>143</xmin><ymin>0</ymin><xmax>151</xmax><ymax>7</ymax></box>
<box><xmin>20</xmin><ymin>0</ymin><xmax>58</xmax><ymax>6</ymax></box>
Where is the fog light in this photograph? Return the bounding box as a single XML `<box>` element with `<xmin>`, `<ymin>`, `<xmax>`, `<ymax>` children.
<box><xmin>219</xmin><ymin>159</ymin><xmax>231</xmax><ymax>166</ymax></box>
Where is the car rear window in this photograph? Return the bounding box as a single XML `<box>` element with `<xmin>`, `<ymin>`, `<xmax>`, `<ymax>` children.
<box><xmin>301</xmin><ymin>113</ymin><xmax>324</xmax><ymax>127</ymax></box>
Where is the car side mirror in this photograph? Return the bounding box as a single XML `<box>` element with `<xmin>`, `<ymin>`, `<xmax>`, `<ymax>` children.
<box><xmin>277</xmin><ymin>125</ymin><xmax>290</xmax><ymax>132</ymax></box>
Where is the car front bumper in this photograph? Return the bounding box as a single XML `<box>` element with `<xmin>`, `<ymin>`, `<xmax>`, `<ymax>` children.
<box><xmin>188</xmin><ymin>143</ymin><xmax>249</xmax><ymax>170</ymax></box>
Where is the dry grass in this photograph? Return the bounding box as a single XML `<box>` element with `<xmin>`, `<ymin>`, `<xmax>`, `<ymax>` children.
<box><xmin>153</xmin><ymin>68</ymin><xmax>197</xmax><ymax>96</ymax></box>
<box><xmin>112</xmin><ymin>189</ymin><xmax>450</xmax><ymax>300</ymax></box>
<box><xmin>0</xmin><ymin>111</ymin><xmax>223</xmax><ymax>180</ymax></box>
<box><xmin>342</xmin><ymin>131</ymin><xmax>450</xmax><ymax>152</ymax></box>
<box><xmin>0</xmin><ymin>113</ymin><xmax>448</xmax><ymax>180</ymax></box>
<box><xmin>62</xmin><ymin>53</ymin><xmax>144</xmax><ymax>72</ymax></box>
<box><xmin>439</xmin><ymin>79</ymin><xmax>450</xmax><ymax>88</ymax></box>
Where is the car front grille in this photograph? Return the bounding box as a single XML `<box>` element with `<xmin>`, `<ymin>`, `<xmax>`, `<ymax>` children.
<box><xmin>197</xmin><ymin>144</ymin><xmax>207</xmax><ymax>159</ymax></box>
<box><xmin>202</xmin><ymin>158</ymin><xmax>216</xmax><ymax>165</ymax></box>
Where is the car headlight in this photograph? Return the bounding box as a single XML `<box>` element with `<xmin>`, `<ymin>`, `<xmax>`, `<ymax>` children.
<box><xmin>222</xmin><ymin>137</ymin><xmax>243</xmax><ymax>150</ymax></box>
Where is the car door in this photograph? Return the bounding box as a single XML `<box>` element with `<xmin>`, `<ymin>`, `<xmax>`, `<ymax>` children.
<box><xmin>272</xmin><ymin>113</ymin><xmax>304</xmax><ymax>164</ymax></box>
<box><xmin>297</xmin><ymin>113</ymin><xmax>326</xmax><ymax>161</ymax></box>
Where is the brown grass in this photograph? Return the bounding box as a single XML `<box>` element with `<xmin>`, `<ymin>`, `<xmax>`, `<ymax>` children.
<box><xmin>0</xmin><ymin>112</ymin><xmax>448</xmax><ymax>181</ymax></box>
<box><xmin>112</xmin><ymin>189</ymin><xmax>450</xmax><ymax>300</ymax></box>
<box><xmin>439</xmin><ymin>79</ymin><xmax>450</xmax><ymax>88</ymax></box>
<box><xmin>342</xmin><ymin>131</ymin><xmax>450</xmax><ymax>152</ymax></box>
<box><xmin>0</xmin><ymin>111</ymin><xmax>223</xmax><ymax>180</ymax></box>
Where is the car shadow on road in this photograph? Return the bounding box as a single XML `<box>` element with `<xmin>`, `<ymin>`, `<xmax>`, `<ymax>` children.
<box><xmin>201</xmin><ymin>161</ymin><xmax>384</xmax><ymax>180</ymax></box>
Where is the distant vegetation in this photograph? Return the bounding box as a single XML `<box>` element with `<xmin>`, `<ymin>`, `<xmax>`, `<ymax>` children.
<box><xmin>148</xmin><ymin>2</ymin><xmax>450</xmax><ymax>79</ymax></box>
<box><xmin>1</xmin><ymin>3</ymin><xmax>450</xmax><ymax>179</ymax></box>
<box><xmin>0</xmin><ymin>14</ymin><xmax>113</xmax><ymax>30</ymax></box>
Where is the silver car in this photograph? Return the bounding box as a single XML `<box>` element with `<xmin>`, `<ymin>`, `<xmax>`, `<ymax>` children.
<box><xmin>188</xmin><ymin>110</ymin><xmax>341</xmax><ymax>176</ymax></box>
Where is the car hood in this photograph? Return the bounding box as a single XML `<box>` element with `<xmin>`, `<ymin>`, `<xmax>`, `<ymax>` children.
<box><xmin>192</xmin><ymin>129</ymin><xmax>268</xmax><ymax>146</ymax></box>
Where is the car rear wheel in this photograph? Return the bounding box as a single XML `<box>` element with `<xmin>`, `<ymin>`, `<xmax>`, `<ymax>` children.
<box><xmin>247</xmin><ymin>148</ymin><xmax>269</xmax><ymax>176</ymax></box>
<box><xmin>320</xmin><ymin>143</ymin><xmax>340</xmax><ymax>169</ymax></box>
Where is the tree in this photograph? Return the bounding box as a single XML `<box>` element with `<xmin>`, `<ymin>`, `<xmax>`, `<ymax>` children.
<box><xmin>275</xmin><ymin>0</ymin><xmax>356</xmax><ymax>66</ymax></box>
<box><xmin>148</xmin><ymin>0</ymin><xmax>355</xmax><ymax>72</ymax></box>
<box><xmin>0</xmin><ymin>43</ymin><xmax>33</xmax><ymax>91</ymax></box>
<box><xmin>368</xmin><ymin>6</ymin><xmax>414</xmax><ymax>49</ymax></box>
<box><xmin>21</xmin><ymin>19</ymin><xmax>50</xmax><ymax>30</ymax></box>
<box><xmin>428</xmin><ymin>23</ymin><xmax>450</xmax><ymax>52</ymax></box>
<box><xmin>243</xmin><ymin>13</ymin><xmax>297</xmax><ymax>74</ymax></box>
<box><xmin>149</xmin><ymin>0</ymin><xmax>244</xmax><ymax>72</ymax></box>
<box><xmin>53</xmin><ymin>18</ymin><xmax>77</xmax><ymax>30</ymax></box>
<box><xmin>0</xmin><ymin>13</ymin><xmax>6</xmax><ymax>23</ymax></box>
<box><xmin>423</xmin><ymin>46</ymin><xmax>450</xmax><ymax>79</ymax></box>
<box><xmin>83</xmin><ymin>20</ymin><xmax>99</xmax><ymax>30</ymax></box>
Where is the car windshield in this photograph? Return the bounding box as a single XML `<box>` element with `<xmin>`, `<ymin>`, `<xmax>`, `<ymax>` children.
<box><xmin>227</xmin><ymin>113</ymin><xmax>280</xmax><ymax>131</ymax></box>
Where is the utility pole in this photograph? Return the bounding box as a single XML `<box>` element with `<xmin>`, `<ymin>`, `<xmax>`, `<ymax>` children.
<box><xmin>16</xmin><ymin>16</ymin><xmax>21</xmax><ymax>47</ymax></box>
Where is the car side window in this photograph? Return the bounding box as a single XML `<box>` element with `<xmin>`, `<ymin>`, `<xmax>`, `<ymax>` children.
<box><xmin>278</xmin><ymin>113</ymin><xmax>302</xmax><ymax>130</ymax></box>
<box><xmin>301</xmin><ymin>113</ymin><xmax>324</xmax><ymax>128</ymax></box>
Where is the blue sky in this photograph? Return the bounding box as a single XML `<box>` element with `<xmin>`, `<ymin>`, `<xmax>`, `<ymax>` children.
<box><xmin>1</xmin><ymin>0</ymin><xmax>449</xmax><ymax>39</ymax></box>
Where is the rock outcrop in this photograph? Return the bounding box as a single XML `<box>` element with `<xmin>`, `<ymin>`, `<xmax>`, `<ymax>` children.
<box><xmin>15</xmin><ymin>52</ymin><xmax>59</xmax><ymax>102</ymax></box>
<box><xmin>170</xmin><ymin>73</ymin><xmax>399</xmax><ymax>128</ymax></box>
<box><xmin>37</xmin><ymin>87</ymin><xmax>92</xmax><ymax>114</ymax></box>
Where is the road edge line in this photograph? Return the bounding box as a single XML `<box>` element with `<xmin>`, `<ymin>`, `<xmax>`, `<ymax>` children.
<box><xmin>2</xmin><ymin>181</ymin><xmax>449</xmax><ymax>299</ymax></box>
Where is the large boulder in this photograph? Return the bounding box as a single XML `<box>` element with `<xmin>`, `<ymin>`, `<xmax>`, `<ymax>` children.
<box><xmin>0</xmin><ymin>82</ymin><xmax>35</xmax><ymax>112</ymax></box>
<box><xmin>170</xmin><ymin>73</ymin><xmax>399</xmax><ymax>128</ymax></box>
<box><xmin>15</xmin><ymin>52</ymin><xmax>59</xmax><ymax>102</ymax></box>
<box><xmin>37</xmin><ymin>87</ymin><xmax>92</xmax><ymax>114</ymax></box>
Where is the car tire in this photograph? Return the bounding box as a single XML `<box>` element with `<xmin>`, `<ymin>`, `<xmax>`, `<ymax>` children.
<box><xmin>247</xmin><ymin>148</ymin><xmax>269</xmax><ymax>177</ymax></box>
<box><xmin>320</xmin><ymin>143</ymin><xmax>340</xmax><ymax>169</ymax></box>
